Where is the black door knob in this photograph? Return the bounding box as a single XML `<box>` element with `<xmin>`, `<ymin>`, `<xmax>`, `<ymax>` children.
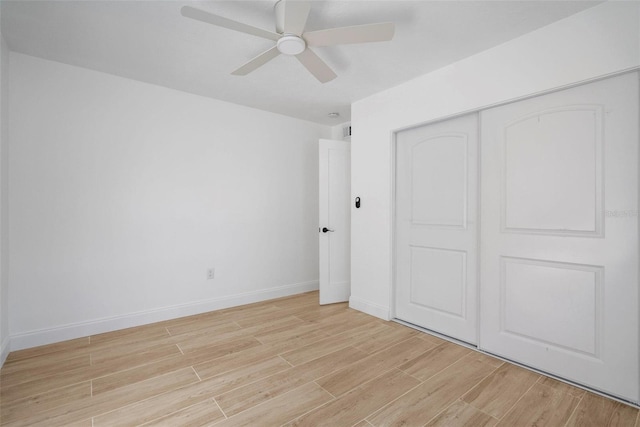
<box><xmin>321</xmin><ymin>227</ymin><xmax>335</xmax><ymax>233</ymax></box>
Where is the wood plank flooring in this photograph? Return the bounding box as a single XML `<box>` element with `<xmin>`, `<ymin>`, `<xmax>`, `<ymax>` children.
<box><xmin>1</xmin><ymin>291</ymin><xmax>638</xmax><ymax>426</ymax></box>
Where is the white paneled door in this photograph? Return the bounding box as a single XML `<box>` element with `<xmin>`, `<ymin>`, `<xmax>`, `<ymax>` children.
<box><xmin>395</xmin><ymin>113</ymin><xmax>478</xmax><ymax>344</ymax></box>
<box><xmin>480</xmin><ymin>73</ymin><xmax>639</xmax><ymax>402</ymax></box>
<box><xmin>319</xmin><ymin>139</ymin><xmax>351</xmax><ymax>305</ymax></box>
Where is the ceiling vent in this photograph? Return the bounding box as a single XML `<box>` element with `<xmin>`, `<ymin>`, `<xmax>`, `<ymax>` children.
<box><xmin>343</xmin><ymin>125</ymin><xmax>352</xmax><ymax>140</ymax></box>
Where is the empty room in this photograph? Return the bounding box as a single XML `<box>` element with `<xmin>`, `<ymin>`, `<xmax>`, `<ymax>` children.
<box><xmin>0</xmin><ymin>0</ymin><xmax>639</xmax><ymax>425</ymax></box>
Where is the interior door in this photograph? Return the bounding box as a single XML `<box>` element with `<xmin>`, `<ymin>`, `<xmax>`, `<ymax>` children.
<box><xmin>480</xmin><ymin>72</ymin><xmax>639</xmax><ymax>402</ymax></box>
<box><xmin>319</xmin><ymin>139</ymin><xmax>351</xmax><ymax>305</ymax></box>
<box><xmin>395</xmin><ymin>113</ymin><xmax>478</xmax><ymax>344</ymax></box>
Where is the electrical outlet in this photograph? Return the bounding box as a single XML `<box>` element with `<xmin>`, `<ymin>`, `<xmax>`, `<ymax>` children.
<box><xmin>207</xmin><ymin>268</ymin><xmax>215</xmax><ymax>280</ymax></box>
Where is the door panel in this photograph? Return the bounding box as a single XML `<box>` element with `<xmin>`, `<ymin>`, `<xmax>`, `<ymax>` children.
<box><xmin>395</xmin><ymin>113</ymin><xmax>478</xmax><ymax>344</ymax></box>
<box><xmin>503</xmin><ymin>106</ymin><xmax>602</xmax><ymax>235</ymax></box>
<box><xmin>480</xmin><ymin>72</ymin><xmax>639</xmax><ymax>402</ymax></box>
<box><xmin>409</xmin><ymin>247</ymin><xmax>466</xmax><ymax>317</ymax></box>
<box><xmin>319</xmin><ymin>139</ymin><xmax>351</xmax><ymax>305</ymax></box>
<box><xmin>411</xmin><ymin>135</ymin><xmax>467</xmax><ymax>227</ymax></box>
<box><xmin>501</xmin><ymin>257</ymin><xmax>601</xmax><ymax>356</ymax></box>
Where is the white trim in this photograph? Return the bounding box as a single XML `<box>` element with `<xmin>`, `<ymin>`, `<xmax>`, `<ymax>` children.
<box><xmin>10</xmin><ymin>281</ymin><xmax>318</xmax><ymax>351</ymax></box>
<box><xmin>349</xmin><ymin>296</ymin><xmax>390</xmax><ymax>321</ymax></box>
<box><xmin>0</xmin><ymin>335</ymin><xmax>9</xmax><ymax>367</ymax></box>
<box><xmin>388</xmin><ymin>130</ymin><xmax>398</xmax><ymax>321</ymax></box>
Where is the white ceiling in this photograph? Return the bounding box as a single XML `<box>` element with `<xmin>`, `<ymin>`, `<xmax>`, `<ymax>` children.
<box><xmin>2</xmin><ymin>0</ymin><xmax>601</xmax><ymax>125</ymax></box>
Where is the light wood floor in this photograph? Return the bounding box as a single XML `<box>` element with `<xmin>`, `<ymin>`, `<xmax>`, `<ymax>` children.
<box><xmin>1</xmin><ymin>291</ymin><xmax>638</xmax><ymax>426</ymax></box>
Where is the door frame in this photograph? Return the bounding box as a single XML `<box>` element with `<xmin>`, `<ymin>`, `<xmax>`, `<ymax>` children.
<box><xmin>387</xmin><ymin>68</ymin><xmax>640</xmax><ymax>405</ymax></box>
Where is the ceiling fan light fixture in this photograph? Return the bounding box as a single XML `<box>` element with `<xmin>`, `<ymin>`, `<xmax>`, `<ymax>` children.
<box><xmin>277</xmin><ymin>35</ymin><xmax>306</xmax><ymax>55</ymax></box>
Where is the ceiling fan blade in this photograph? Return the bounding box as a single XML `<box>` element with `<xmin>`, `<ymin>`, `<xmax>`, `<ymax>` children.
<box><xmin>231</xmin><ymin>46</ymin><xmax>281</xmax><ymax>76</ymax></box>
<box><xmin>181</xmin><ymin>6</ymin><xmax>280</xmax><ymax>41</ymax></box>
<box><xmin>304</xmin><ymin>22</ymin><xmax>395</xmax><ymax>47</ymax></box>
<box><xmin>296</xmin><ymin>49</ymin><xmax>336</xmax><ymax>83</ymax></box>
<box><xmin>282</xmin><ymin>1</ymin><xmax>311</xmax><ymax>36</ymax></box>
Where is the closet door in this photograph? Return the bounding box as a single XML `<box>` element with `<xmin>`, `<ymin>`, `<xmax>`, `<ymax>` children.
<box><xmin>480</xmin><ymin>72</ymin><xmax>639</xmax><ymax>402</ymax></box>
<box><xmin>395</xmin><ymin>113</ymin><xmax>478</xmax><ymax>344</ymax></box>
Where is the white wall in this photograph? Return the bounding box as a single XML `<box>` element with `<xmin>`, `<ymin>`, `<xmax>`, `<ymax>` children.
<box><xmin>8</xmin><ymin>53</ymin><xmax>330</xmax><ymax>350</ymax></box>
<box><xmin>350</xmin><ymin>2</ymin><xmax>640</xmax><ymax>319</ymax></box>
<box><xmin>0</xmin><ymin>17</ymin><xmax>9</xmax><ymax>364</ymax></box>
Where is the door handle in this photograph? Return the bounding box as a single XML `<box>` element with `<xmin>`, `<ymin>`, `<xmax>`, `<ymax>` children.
<box><xmin>321</xmin><ymin>227</ymin><xmax>335</xmax><ymax>233</ymax></box>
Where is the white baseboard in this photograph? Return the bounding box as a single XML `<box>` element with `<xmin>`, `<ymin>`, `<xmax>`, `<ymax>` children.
<box><xmin>349</xmin><ymin>296</ymin><xmax>390</xmax><ymax>321</ymax></box>
<box><xmin>10</xmin><ymin>280</ymin><xmax>319</xmax><ymax>351</ymax></box>
<box><xmin>0</xmin><ymin>335</ymin><xmax>9</xmax><ymax>367</ymax></box>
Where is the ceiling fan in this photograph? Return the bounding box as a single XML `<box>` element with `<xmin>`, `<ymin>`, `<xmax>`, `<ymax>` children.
<box><xmin>181</xmin><ymin>1</ymin><xmax>395</xmax><ymax>83</ymax></box>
